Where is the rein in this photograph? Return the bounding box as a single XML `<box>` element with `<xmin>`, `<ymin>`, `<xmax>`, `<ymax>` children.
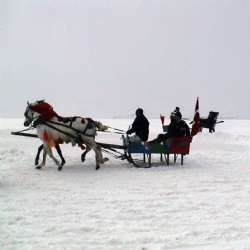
<box><xmin>106</xmin><ymin>126</ymin><xmax>125</xmax><ymax>133</ymax></box>
<box><xmin>45</xmin><ymin>120</ymin><xmax>124</xmax><ymax>135</ymax></box>
<box><xmin>97</xmin><ymin>130</ymin><xmax>124</xmax><ymax>135</ymax></box>
<box><xmin>16</xmin><ymin>127</ymin><xmax>34</xmax><ymax>133</ymax></box>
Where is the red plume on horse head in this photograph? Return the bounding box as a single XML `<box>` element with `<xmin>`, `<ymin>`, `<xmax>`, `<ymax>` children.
<box><xmin>29</xmin><ymin>100</ymin><xmax>58</xmax><ymax>121</ymax></box>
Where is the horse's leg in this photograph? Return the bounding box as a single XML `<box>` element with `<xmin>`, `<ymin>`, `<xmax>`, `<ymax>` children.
<box><xmin>90</xmin><ymin>146</ymin><xmax>101</xmax><ymax>170</ymax></box>
<box><xmin>81</xmin><ymin>132</ymin><xmax>108</xmax><ymax>170</ymax></box>
<box><xmin>83</xmin><ymin>141</ymin><xmax>102</xmax><ymax>170</ymax></box>
<box><xmin>81</xmin><ymin>149</ymin><xmax>87</xmax><ymax>162</ymax></box>
<box><xmin>81</xmin><ymin>145</ymin><xmax>91</xmax><ymax>163</ymax></box>
<box><xmin>94</xmin><ymin>147</ymin><xmax>101</xmax><ymax>170</ymax></box>
<box><xmin>36</xmin><ymin>144</ymin><xmax>47</xmax><ymax>169</ymax></box>
<box><xmin>92</xmin><ymin>144</ymin><xmax>108</xmax><ymax>169</ymax></box>
<box><xmin>35</xmin><ymin>144</ymin><xmax>44</xmax><ymax>166</ymax></box>
<box><xmin>55</xmin><ymin>143</ymin><xmax>66</xmax><ymax>166</ymax></box>
<box><xmin>208</xmin><ymin>120</ymin><xmax>214</xmax><ymax>133</ymax></box>
<box><xmin>43</xmin><ymin>142</ymin><xmax>62</xmax><ymax>171</ymax></box>
<box><xmin>97</xmin><ymin>145</ymin><xmax>109</xmax><ymax>164</ymax></box>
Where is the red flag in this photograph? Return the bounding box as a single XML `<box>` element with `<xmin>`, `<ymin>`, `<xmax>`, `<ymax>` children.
<box><xmin>160</xmin><ymin>115</ymin><xmax>165</xmax><ymax>125</ymax></box>
<box><xmin>191</xmin><ymin>98</ymin><xmax>200</xmax><ymax>137</ymax></box>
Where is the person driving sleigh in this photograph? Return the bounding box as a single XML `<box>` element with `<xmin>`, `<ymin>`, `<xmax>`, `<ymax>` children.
<box><xmin>126</xmin><ymin>108</ymin><xmax>149</xmax><ymax>142</ymax></box>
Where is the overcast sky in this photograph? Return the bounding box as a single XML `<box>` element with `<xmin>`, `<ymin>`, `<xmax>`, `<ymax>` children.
<box><xmin>2</xmin><ymin>1</ymin><xmax>250</xmax><ymax>120</ymax></box>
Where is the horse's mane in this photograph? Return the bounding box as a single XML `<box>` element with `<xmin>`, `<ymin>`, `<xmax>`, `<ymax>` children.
<box><xmin>29</xmin><ymin>100</ymin><xmax>58</xmax><ymax>121</ymax></box>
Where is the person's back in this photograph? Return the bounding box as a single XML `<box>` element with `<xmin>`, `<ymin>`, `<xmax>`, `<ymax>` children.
<box><xmin>137</xmin><ymin>113</ymin><xmax>150</xmax><ymax>141</ymax></box>
<box><xmin>127</xmin><ymin>108</ymin><xmax>149</xmax><ymax>142</ymax></box>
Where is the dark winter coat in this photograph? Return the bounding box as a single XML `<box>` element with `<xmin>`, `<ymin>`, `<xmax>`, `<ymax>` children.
<box><xmin>127</xmin><ymin>114</ymin><xmax>149</xmax><ymax>141</ymax></box>
<box><xmin>174</xmin><ymin>119</ymin><xmax>190</xmax><ymax>137</ymax></box>
<box><xmin>167</xmin><ymin>119</ymin><xmax>177</xmax><ymax>136</ymax></box>
<box><xmin>155</xmin><ymin>119</ymin><xmax>190</xmax><ymax>144</ymax></box>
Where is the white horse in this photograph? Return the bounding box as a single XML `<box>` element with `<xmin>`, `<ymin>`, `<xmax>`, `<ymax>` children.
<box><xmin>23</xmin><ymin>101</ymin><xmax>107</xmax><ymax>171</ymax></box>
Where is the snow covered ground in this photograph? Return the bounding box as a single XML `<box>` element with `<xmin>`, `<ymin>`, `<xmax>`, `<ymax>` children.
<box><xmin>1</xmin><ymin>118</ymin><xmax>250</xmax><ymax>250</ymax></box>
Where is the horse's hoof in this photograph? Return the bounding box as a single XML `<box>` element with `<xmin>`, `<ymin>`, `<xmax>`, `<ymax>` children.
<box><xmin>58</xmin><ymin>166</ymin><xmax>62</xmax><ymax>171</ymax></box>
<box><xmin>81</xmin><ymin>154</ymin><xmax>86</xmax><ymax>162</ymax></box>
<box><xmin>96</xmin><ymin>165</ymin><xmax>100</xmax><ymax>170</ymax></box>
<box><xmin>101</xmin><ymin>157</ymin><xmax>109</xmax><ymax>164</ymax></box>
<box><xmin>36</xmin><ymin>166</ymin><xmax>42</xmax><ymax>169</ymax></box>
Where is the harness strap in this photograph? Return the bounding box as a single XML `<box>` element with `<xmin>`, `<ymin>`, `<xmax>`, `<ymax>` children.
<box><xmin>45</xmin><ymin>120</ymin><xmax>96</xmax><ymax>137</ymax></box>
<box><xmin>81</xmin><ymin>119</ymin><xmax>92</xmax><ymax>136</ymax></box>
<box><xmin>41</xmin><ymin>121</ymin><xmax>81</xmax><ymax>143</ymax></box>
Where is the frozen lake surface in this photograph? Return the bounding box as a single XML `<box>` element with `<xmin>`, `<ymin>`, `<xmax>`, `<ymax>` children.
<box><xmin>1</xmin><ymin>118</ymin><xmax>250</xmax><ymax>250</ymax></box>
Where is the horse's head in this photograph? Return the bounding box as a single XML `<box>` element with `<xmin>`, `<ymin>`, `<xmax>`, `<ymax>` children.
<box><xmin>23</xmin><ymin>101</ymin><xmax>42</xmax><ymax>127</ymax></box>
<box><xmin>24</xmin><ymin>101</ymin><xmax>33</xmax><ymax>126</ymax></box>
<box><xmin>209</xmin><ymin>111</ymin><xmax>219</xmax><ymax>120</ymax></box>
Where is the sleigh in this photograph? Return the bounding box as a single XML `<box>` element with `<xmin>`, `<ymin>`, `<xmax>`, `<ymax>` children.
<box><xmin>99</xmin><ymin>112</ymin><xmax>195</xmax><ymax>168</ymax></box>
<box><xmin>121</xmin><ymin>135</ymin><xmax>191</xmax><ymax>168</ymax></box>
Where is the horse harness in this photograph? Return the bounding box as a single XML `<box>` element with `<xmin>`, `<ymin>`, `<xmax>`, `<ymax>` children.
<box><xmin>39</xmin><ymin>118</ymin><xmax>96</xmax><ymax>145</ymax></box>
